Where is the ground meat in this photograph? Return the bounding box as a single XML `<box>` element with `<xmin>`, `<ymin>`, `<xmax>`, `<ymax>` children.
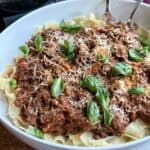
<box><xmin>111</xmin><ymin>113</ymin><xmax>128</xmax><ymax>134</ymax></box>
<box><xmin>113</xmin><ymin>44</ymin><xmax>127</xmax><ymax>59</ymax></box>
<box><xmin>139</xmin><ymin>110</ymin><xmax>150</xmax><ymax>123</ymax></box>
<box><xmin>15</xmin><ymin>21</ymin><xmax>150</xmax><ymax>138</ymax></box>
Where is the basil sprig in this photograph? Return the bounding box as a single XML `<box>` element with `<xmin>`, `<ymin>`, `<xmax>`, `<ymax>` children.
<box><xmin>51</xmin><ymin>77</ymin><xmax>64</xmax><ymax>98</ymax></box>
<box><xmin>80</xmin><ymin>75</ymin><xmax>101</xmax><ymax>93</ymax></box>
<box><xmin>128</xmin><ymin>47</ymin><xmax>149</xmax><ymax>62</ymax></box>
<box><xmin>141</xmin><ymin>40</ymin><xmax>150</xmax><ymax>49</ymax></box>
<box><xmin>81</xmin><ymin>75</ymin><xmax>112</xmax><ymax>127</ymax></box>
<box><xmin>128</xmin><ymin>86</ymin><xmax>145</xmax><ymax>95</ymax></box>
<box><xmin>96</xmin><ymin>87</ymin><xmax>110</xmax><ymax>109</ymax></box>
<box><xmin>128</xmin><ymin>49</ymin><xmax>144</xmax><ymax>62</ymax></box>
<box><xmin>137</xmin><ymin>34</ymin><xmax>150</xmax><ymax>60</ymax></box>
<box><xmin>112</xmin><ymin>62</ymin><xmax>132</xmax><ymax>76</ymax></box>
<box><xmin>26</xmin><ymin>126</ymin><xmax>44</xmax><ymax>139</ymax></box>
<box><xmin>9</xmin><ymin>79</ymin><xmax>17</xmax><ymax>89</ymax></box>
<box><xmin>60</xmin><ymin>20</ymin><xmax>81</xmax><ymax>33</ymax></box>
<box><xmin>97</xmin><ymin>54</ymin><xmax>109</xmax><ymax>64</ymax></box>
<box><xmin>87</xmin><ymin>101</ymin><xmax>100</xmax><ymax>124</ymax></box>
<box><xmin>140</xmin><ymin>34</ymin><xmax>150</xmax><ymax>50</ymax></box>
<box><xmin>104</xmin><ymin>108</ymin><xmax>112</xmax><ymax>127</ymax></box>
<box><xmin>19</xmin><ymin>45</ymin><xmax>30</xmax><ymax>57</ymax></box>
<box><xmin>34</xmin><ymin>34</ymin><xmax>43</xmax><ymax>52</ymax></box>
<box><xmin>96</xmin><ymin>87</ymin><xmax>112</xmax><ymax>127</ymax></box>
<box><xmin>61</xmin><ymin>40</ymin><xmax>76</xmax><ymax>60</ymax></box>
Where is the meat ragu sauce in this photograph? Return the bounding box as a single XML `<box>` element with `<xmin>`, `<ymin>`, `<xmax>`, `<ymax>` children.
<box><xmin>14</xmin><ymin>21</ymin><xmax>150</xmax><ymax>138</ymax></box>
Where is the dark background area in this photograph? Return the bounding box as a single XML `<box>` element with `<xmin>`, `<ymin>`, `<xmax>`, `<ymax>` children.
<box><xmin>0</xmin><ymin>0</ymin><xmax>64</xmax><ymax>31</ymax></box>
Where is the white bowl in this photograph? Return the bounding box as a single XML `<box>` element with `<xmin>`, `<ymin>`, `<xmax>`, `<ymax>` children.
<box><xmin>0</xmin><ymin>0</ymin><xmax>150</xmax><ymax>149</ymax></box>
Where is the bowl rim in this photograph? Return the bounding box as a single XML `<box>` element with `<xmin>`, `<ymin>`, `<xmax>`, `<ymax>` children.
<box><xmin>0</xmin><ymin>0</ymin><xmax>150</xmax><ymax>149</ymax></box>
<box><xmin>1</xmin><ymin>117</ymin><xmax>150</xmax><ymax>150</ymax></box>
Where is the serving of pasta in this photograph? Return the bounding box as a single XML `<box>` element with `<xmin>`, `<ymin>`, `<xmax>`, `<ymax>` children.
<box><xmin>0</xmin><ymin>14</ymin><xmax>150</xmax><ymax>147</ymax></box>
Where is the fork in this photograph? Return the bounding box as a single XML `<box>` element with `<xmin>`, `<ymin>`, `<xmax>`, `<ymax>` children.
<box><xmin>103</xmin><ymin>0</ymin><xmax>116</xmax><ymax>23</ymax></box>
<box><xmin>129</xmin><ymin>0</ymin><xmax>143</xmax><ymax>22</ymax></box>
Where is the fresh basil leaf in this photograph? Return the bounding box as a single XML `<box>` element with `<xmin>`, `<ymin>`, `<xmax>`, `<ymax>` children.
<box><xmin>143</xmin><ymin>46</ymin><xmax>150</xmax><ymax>55</ymax></box>
<box><xmin>140</xmin><ymin>34</ymin><xmax>150</xmax><ymax>49</ymax></box>
<box><xmin>104</xmin><ymin>108</ymin><xmax>112</xmax><ymax>127</ymax></box>
<box><xmin>96</xmin><ymin>87</ymin><xmax>110</xmax><ymax>109</ymax></box>
<box><xmin>51</xmin><ymin>77</ymin><xmax>64</xmax><ymax>97</ymax></box>
<box><xmin>97</xmin><ymin>54</ymin><xmax>105</xmax><ymax>60</ymax></box>
<box><xmin>112</xmin><ymin>63</ymin><xmax>132</xmax><ymax>76</ymax></box>
<box><xmin>128</xmin><ymin>46</ymin><xmax>149</xmax><ymax>62</ymax></box>
<box><xmin>34</xmin><ymin>35</ymin><xmax>43</xmax><ymax>52</ymax></box>
<box><xmin>19</xmin><ymin>45</ymin><xmax>30</xmax><ymax>57</ymax></box>
<box><xmin>80</xmin><ymin>75</ymin><xmax>102</xmax><ymax>93</ymax></box>
<box><xmin>140</xmin><ymin>33</ymin><xmax>150</xmax><ymax>53</ymax></box>
<box><xmin>9</xmin><ymin>79</ymin><xmax>17</xmax><ymax>89</ymax></box>
<box><xmin>61</xmin><ymin>40</ymin><xmax>76</xmax><ymax>60</ymax></box>
<box><xmin>81</xmin><ymin>75</ymin><xmax>112</xmax><ymax>127</ymax></box>
<box><xmin>128</xmin><ymin>86</ymin><xmax>145</xmax><ymax>95</ymax></box>
<box><xmin>141</xmin><ymin>40</ymin><xmax>150</xmax><ymax>48</ymax></box>
<box><xmin>103</xmin><ymin>58</ymin><xmax>110</xmax><ymax>64</ymax></box>
<box><xmin>97</xmin><ymin>54</ymin><xmax>109</xmax><ymax>64</ymax></box>
<box><xmin>87</xmin><ymin>101</ymin><xmax>100</xmax><ymax>123</ymax></box>
<box><xmin>128</xmin><ymin>49</ymin><xmax>144</xmax><ymax>62</ymax></box>
<box><xmin>96</xmin><ymin>87</ymin><xmax>112</xmax><ymax>127</ymax></box>
<box><xmin>26</xmin><ymin>126</ymin><xmax>44</xmax><ymax>139</ymax></box>
<box><xmin>60</xmin><ymin>20</ymin><xmax>81</xmax><ymax>33</ymax></box>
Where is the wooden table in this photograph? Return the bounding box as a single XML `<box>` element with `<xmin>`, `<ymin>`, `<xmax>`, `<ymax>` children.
<box><xmin>0</xmin><ymin>123</ymin><xmax>33</xmax><ymax>150</ymax></box>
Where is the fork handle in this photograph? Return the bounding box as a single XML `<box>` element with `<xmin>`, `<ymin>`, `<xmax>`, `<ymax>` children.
<box><xmin>106</xmin><ymin>0</ymin><xmax>110</xmax><ymax>12</ymax></box>
<box><xmin>129</xmin><ymin>0</ymin><xmax>143</xmax><ymax>21</ymax></box>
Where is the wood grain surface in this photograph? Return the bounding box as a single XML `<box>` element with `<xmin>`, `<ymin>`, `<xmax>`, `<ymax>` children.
<box><xmin>0</xmin><ymin>123</ymin><xmax>33</xmax><ymax>150</ymax></box>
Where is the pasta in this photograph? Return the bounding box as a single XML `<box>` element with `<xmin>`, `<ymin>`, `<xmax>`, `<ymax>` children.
<box><xmin>124</xmin><ymin>119</ymin><xmax>150</xmax><ymax>140</ymax></box>
<box><xmin>0</xmin><ymin>14</ymin><xmax>150</xmax><ymax>147</ymax></box>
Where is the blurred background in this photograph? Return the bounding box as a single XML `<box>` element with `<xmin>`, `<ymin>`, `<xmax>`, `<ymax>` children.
<box><xmin>0</xmin><ymin>0</ymin><xmax>63</xmax><ymax>31</ymax></box>
<box><xmin>0</xmin><ymin>0</ymin><xmax>150</xmax><ymax>32</ymax></box>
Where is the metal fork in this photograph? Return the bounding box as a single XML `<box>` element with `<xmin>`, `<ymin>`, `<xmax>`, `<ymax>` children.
<box><xmin>129</xmin><ymin>0</ymin><xmax>143</xmax><ymax>22</ymax></box>
<box><xmin>103</xmin><ymin>0</ymin><xmax>115</xmax><ymax>23</ymax></box>
<box><xmin>104</xmin><ymin>0</ymin><xmax>143</xmax><ymax>24</ymax></box>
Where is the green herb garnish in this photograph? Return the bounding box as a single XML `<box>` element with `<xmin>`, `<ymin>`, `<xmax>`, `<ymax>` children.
<box><xmin>19</xmin><ymin>45</ymin><xmax>30</xmax><ymax>57</ymax></box>
<box><xmin>51</xmin><ymin>77</ymin><xmax>64</xmax><ymax>98</ymax></box>
<box><xmin>139</xmin><ymin>32</ymin><xmax>150</xmax><ymax>55</ymax></box>
<box><xmin>87</xmin><ymin>101</ymin><xmax>100</xmax><ymax>123</ymax></box>
<box><xmin>141</xmin><ymin>39</ymin><xmax>150</xmax><ymax>48</ymax></box>
<box><xmin>34</xmin><ymin>34</ymin><xmax>43</xmax><ymax>52</ymax></box>
<box><xmin>9</xmin><ymin>79</ymin><xmax>17</xmax><ymax>89</ymax></box>
<box><xmin>128</xmin><ymin>86</ymin><xmax>145</xmax><ymax>95</ymax></box>
<box><xmin>104</xmin><ymin>108</ymin><xmax>112</xmax><ymax>127</ymax></box>
<box><xmin>128</xmin><ymin>49</ymin><xmax>144</xmax><ymax>62</ymax></box>
<box><xmin>60</xmin><ymin>20</ymin><xmax>81</xmax><ymax>33</ymax></box>
<box><xmin>96</xmin><ymin>87</ymin><xmax>112</xmax><ymax>127</ymax></box>
<box><xmin>80</xmin><ymin>75</ymin><xmax>112</xmax><ymax>127</ymax></box>
<box><xmin>80</xmin><ymin>75</ymin><xmax>101</xmax><ymax>93</ymax></box>
<box><xmin>97</xmin><ymin>54</ymin><xmax>109</xmax><ymax>64</ymax></box>
<box><xmin>128</xmin><ymin>46</ymin><xmax>149</xmax><ymax>62</ymax></box>
<box><xmin>96</xmin><ymin>87</ymin><xmax>110</xmax><ymax>109</ymax></box>
<box><xmin>140</xmin><ymin>33</ymin><xmax>150</xmax><ymax>49</ymax></box>
<box><xmin>112</xmin><ymin>62</ymin><xmax>132</xmax><ymax>76</ymax></box>
<box><xmin>61</xmin><ymin>40</ymin><xmax>76</xmax><ymax>60</ymax></box>
<box><xmin>26</xmin><ymin>126</ymin><xmax>44</xmax><ymax>139</ymax></box>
